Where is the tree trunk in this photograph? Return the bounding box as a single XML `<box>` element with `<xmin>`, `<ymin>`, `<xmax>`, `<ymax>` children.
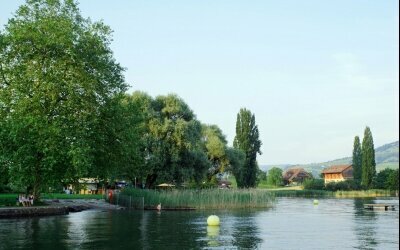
<box><xmin>32</xmin><ymin>152</ymin><xmax>44</xmax><ymax>202</ymax></box>
<box><xmin>145</xmin><ymin>174</ymin><xmax>157</xmax><ymax>189</ymax></box>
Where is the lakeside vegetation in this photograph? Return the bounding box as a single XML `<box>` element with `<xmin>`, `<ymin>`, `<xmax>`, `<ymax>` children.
<box><xmin>267</xmin><ymin>189</ymin><xmax>396</xmax><ymax>198</ymax></box>
<box><xmin>1</xmin><ymin>188</ymin><xmax>396</xmax><ymax>208</ymax></box>
<box><xmin>107</xmin><ymin>187</ymin><xmax>397</xmax><ymax>210</ymax></box>
<box><xmin>120</xmin><ymin>188</ymin><xmax>275</xmax><ymax>209</ymax></box>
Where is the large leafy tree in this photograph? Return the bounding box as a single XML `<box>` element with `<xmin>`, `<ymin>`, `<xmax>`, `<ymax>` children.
<box><xmin>361</xmin><ymin>127</ymin><xmax>376</xmax><ymax>189</ymax></box>
<box><xmin>352</xmin><ymin>136</ymin><xmax>362</xmax><ymax>184</ymax></box>
<box><xmin>136</xmin><ymin>93</ymin><xmax>206</xmax><ymax>188</ymax></box>
<box><xmin>91</xmin><ymin>94</ymin><xmax>144</xmax><ymax>184</ymax></box>
<box><xmin>0</xmin><ymin>0</ymin><xmax>126</xmax><ymax>198</ymax></box>
<box><xmin>127</xmin><ymin>91</ymin><xmax>155</xmax><ymax>186</ymax></box>
<box><xmin>201</xmin><ymin>124</ymin><xmax>229</xmax><ymax>179</ymax></box>
<box><xmin>233</xmin><ymin>108</ymin><xmax>262</xmax><ymax>188</ymax></box>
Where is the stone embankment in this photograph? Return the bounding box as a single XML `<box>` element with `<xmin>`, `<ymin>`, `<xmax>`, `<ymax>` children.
<box><xmin>0</xmin><ymin>199</ymin><xmax>123</xmax><ymax>218</ymax></box>
<box><xmin>0</xmin><ymin>206</ymin><xmax>69</xmax><ymax>218</ymax></box>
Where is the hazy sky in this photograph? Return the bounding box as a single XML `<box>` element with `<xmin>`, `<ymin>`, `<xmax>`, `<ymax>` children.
<box><xmin>1</xmin><ymin>0</ymin><xmax>398</xmax><ymax>165</ymax></box>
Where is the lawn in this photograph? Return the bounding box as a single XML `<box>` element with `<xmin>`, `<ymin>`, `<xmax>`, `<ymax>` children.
<box><xmin>0</xmin><ymin>193</ymin><xmax>104</xmax><ymax>207</ymax></box>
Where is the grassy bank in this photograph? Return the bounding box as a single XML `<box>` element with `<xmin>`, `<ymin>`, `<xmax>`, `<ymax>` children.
<box><xmin>268</xmin><ymin>189</ymin><xmax>397</xmax><ymax>198</ymax></box>
<box><xmin>41</xmin><ymin>193</ymin><xmax>103</xmax><ymax>200</ymax></box>
<box><xmin>333</xmin><ymin>189</ymin><xmax>396</xmax><ymax>198</ymax></box>
<box><xmin>0</xmin><ymin>193</ymin><xmax>103</xmax><ymax>207</ymax></box>
<box><xmin>120</xmin><ymin>188</ymin><xmax>275</xmax><ymax>209</ymax></box>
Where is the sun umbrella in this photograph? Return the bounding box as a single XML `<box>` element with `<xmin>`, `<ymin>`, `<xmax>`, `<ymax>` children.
<box><xmin>157</xmin><ymin>183</ymin><xmax>175</xmax><ymax>187</ymax></box>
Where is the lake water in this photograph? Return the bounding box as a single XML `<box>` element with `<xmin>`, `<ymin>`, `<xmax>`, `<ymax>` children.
<box><xmin>0</xmin><ymin>197</ymin><xmax>398</xmax><ymax>249</ymax></box>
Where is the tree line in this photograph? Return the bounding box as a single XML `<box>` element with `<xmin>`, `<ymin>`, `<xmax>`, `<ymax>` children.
<box><xmin>352</xmin><ymin>127</ymin><xmax>398</xmax><ymax>190</ymax></box>
<box><xmin>0</xmin><ymin>0</ymin><xmax>262</xmax><ymax>199</ymax></box>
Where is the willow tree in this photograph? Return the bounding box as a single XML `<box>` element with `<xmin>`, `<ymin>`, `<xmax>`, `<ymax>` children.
<box><xmin>202</xmin><ymin>124</ymin><xmax>229</xmax><ymax>179</ymax></box>
<box><xmin>361</xmin><ymin>127</ymin><xmax>376</xmax><ymax>189</ymax></box>
<box><xmin>140</xmin><ymin>94</ymin><xmax>207</xmax><ymax>188</ymax></box>
<box><xmin>0</xmin><ymin>0</ymin><xmax>126</xmax><ymax>199</ymax></box>
<box><xmin>233</xmin><ymin>108</ymin><xmax>262</xmax><ymax>188</ymax></box>
<box><xmin>352</xmin><ymin>136</ymin><xmax>362</xmax><ymax>185</ymax></box>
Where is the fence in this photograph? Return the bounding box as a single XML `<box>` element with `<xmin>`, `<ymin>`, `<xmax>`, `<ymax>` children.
<box><xmin>106</xmin><ymin>190</ymin><xmax>144</xmax><ymax>210</ymax></box>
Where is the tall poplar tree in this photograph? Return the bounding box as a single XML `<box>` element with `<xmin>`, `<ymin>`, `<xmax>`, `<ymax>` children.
<box><xmin>361</xmin><ymin>127</ymin><xmax>376</xmax><ymax>189</ymax></box>
<box><xmin>352</xmin><ymin>136</ymin><xmax>362</xmax><ymax>184</ymax></box>
<box><xmin>233</xmin><ymin>108</ymin><xmax>262</xmax><ymax>188</ymax></box>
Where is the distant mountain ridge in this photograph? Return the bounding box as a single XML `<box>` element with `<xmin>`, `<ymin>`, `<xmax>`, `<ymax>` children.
<box><xmin>261</xmin><ymin>141</ymin><xmax>399</xmax><ymax>177</ymax></box>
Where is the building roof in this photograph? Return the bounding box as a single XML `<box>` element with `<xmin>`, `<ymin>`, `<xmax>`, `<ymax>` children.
<box><xmin>78</xmin><ymin>178</ymin><xmax>99</xmax><ymax>184</ymax></box>
<box><xmin>321</xmin><ymin>164</ymin><xmax>352</xmax><ymax>174</ymax></box>
<box><xmin>283</xmin><ymin>167</ymin><xmax>311</xmax><ymax>182</ymax></box>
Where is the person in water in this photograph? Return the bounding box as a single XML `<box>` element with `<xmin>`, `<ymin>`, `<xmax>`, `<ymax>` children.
<box><xmin>157</xmin><ymin>203</ymin><xmax>161</xmax><ymax>211</ymax></box>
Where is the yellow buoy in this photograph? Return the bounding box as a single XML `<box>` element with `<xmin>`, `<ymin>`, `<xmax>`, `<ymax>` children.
<box><xmin>207</xmin><ymin>215</ymin><xmax>220</xmax><ymax>226</ymax></box>
<box><xmin>313</xmin><ymin>199</ymin><xmax>319</xmax><ymax>205</ymax></box>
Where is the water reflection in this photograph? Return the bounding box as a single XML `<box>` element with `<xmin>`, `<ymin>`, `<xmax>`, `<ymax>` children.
<box><xmin>231</xmin><ymin>211</ymin><xmax>263</xmax><ymax>249</ymax></box>
<box><xmin>353</xmin><ymin>198</ymin><xmax>378</xmax><ymax>249</ymax></box>
<box><xmin>206</xmin><ymin>226</ymin><xmax>220</xmax><ymax>247</ymax></box>
<box><xmin>0</xmin><ymin>198</ymin><xmax>398</xmax><ymax>249</ymax></box>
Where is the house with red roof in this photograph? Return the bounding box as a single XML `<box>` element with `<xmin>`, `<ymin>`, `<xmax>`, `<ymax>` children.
<box><xmin>283</xmin><ymin>167</ymin><xmax>312</xmax><ymax>185</ymax></box>
<box><xmin>321</xmin><ymin>164</ymin><xmax>353</xmax><ymax>184</ymax></box>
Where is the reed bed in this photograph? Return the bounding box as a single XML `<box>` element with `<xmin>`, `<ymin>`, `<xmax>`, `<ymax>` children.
<box><xmin>267</xmin><ymin>189</ymin><xmax>397</xmax><ymax>198</ymax></box>
<box><xmin>268</xmin><ymin>189</ymin><xmax>333</xmax><ymax>198</ymax></box>
<box><xmin>334</xmin><ymin>189</ymin><xmax>396</xmax><ymax>198</ymax></box>
<box><xmin>121</xmin><ymin>188</ymin><xmax>275</xmax><ymax>209</ymax></box>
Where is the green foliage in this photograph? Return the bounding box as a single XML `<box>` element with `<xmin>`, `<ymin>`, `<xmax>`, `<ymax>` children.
<box><xmin>257</xmin><ymin>168</ymin><xmax>267</xmax><ymax>183</ymax></box>
<box><xmin>269</xmin><ymin>189</ymin><xmax>332</xmax><ymax>198</ymax></box>
<box><xmin>233</xmin><ymin>108</ymin><xmax>262</xmax><ymax>188</ymax></box>
<box><xmin>302</xmin><ymin>178</ymin><xmax>325</xmax><ymax>190</ymax></box>
<box><xmin>352</xmin><ymin>136</ymin><xmax>362</xmax><ymax>184</ymax></box>
<box><xmin>105</xmin><ymin>94</ymin><xmax>145</xmax><ymax>183</ymax></box>
<box><xmin>202</xmin><ymin>124</ymin><xmax>229</xmax><ymax>178</ymax></box>
<box><xmin>129</xmin><ymin>92</ymin><xmax>209</xmax><ymax>188</ymax></box>
<box><xmin>0</xmin><ymin>0</ymin><xmax>126</xmax><ymax>199</ymax></box>
<box><xmin>121</xmin><ymin>188</ymin><xmax>275</xmax><ymax>209</ymax></box>
<box><xmin>0</xmin><ymin>194</ymin><xmax>18</xmax><ymax>207</ymax></box>
<box><xmin>324</xmin><ymin>180</ymin><xmax>361</xmax><ymax>191</ymax></box>
<box><xmin>267</xmin><ymin>167</ymin><xmax>283</xmax><ymax>187</ymax></box>
<box><xmin>361</xmin><ymin>127</ymin><xmax>376</xmax><ymax>188</ymax></box>
<box><xmin>386</xmin><ymin>169</ymin><xmax>399</xmax><ymax>191</ymax></box>
<box><xmin>226</xmin><ymin>147</ymin><xmax>246</xmax><ymax>188</ymax></box>
<box><xmin>372</xmin><ymin>168</ymin><xmax>394</xmax><ymax>189</ymax></box>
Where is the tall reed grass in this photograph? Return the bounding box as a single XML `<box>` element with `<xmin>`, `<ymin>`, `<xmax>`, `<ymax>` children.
<box><xmin>269</xmin><ymin>189</ymin><xmax>333</xmax><ymax>198</ymax></box>
<box><xmin>334</xmin><ymin>189</ymin><xmax>396</xmax><ymax>198</ymax></box>
<box><xmin>121</xmin><ymin>188</ymin><xmax>275</xmax><ymax>209</ymax></box>
<box><xmin>268</xmin><ymin>189</ymin><xmax>397</xmax><ymax>198</ymax></box>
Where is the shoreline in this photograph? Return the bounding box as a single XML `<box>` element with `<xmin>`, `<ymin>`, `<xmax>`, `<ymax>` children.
<box><xmin>0</xmin><ymin>199</ymin><xmax>123</xmax><ymax>219</ymax></box>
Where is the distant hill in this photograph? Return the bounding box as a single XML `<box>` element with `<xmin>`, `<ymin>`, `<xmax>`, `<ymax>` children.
<box><xmin>261</xmin><ymin>141</ymin><xmax>399</xmax><ymax>177</ymax></box>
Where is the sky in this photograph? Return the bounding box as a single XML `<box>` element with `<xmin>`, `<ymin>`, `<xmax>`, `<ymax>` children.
<box><xmin>0</xmin><ymin>0</ymin><xmax>399</xmax><ymax>165</ymax></box>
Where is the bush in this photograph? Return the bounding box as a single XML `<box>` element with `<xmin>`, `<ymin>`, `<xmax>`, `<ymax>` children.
<box><xmin>0</xmin><ymin>184</ymin><xmax>12</xmax><ymax>193</ymax></box>
<box><xmin>387</xmin><ymin>169</ymin><xmax>399</xmax><ymax>191</ymax></box>
<box><xmin>373</xmin><ymin>168</ymin><xmax>394</xmax><ymax>189</ymax></box>
<box><xmin>303</xmin><ymin>178</ymin><xmax>324</xmax><ymax>190</ymax></box>
<box><xmin>325</xmin><ymin>180</ymin><xmax>361</xmax><ymax>191</ymax></box>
